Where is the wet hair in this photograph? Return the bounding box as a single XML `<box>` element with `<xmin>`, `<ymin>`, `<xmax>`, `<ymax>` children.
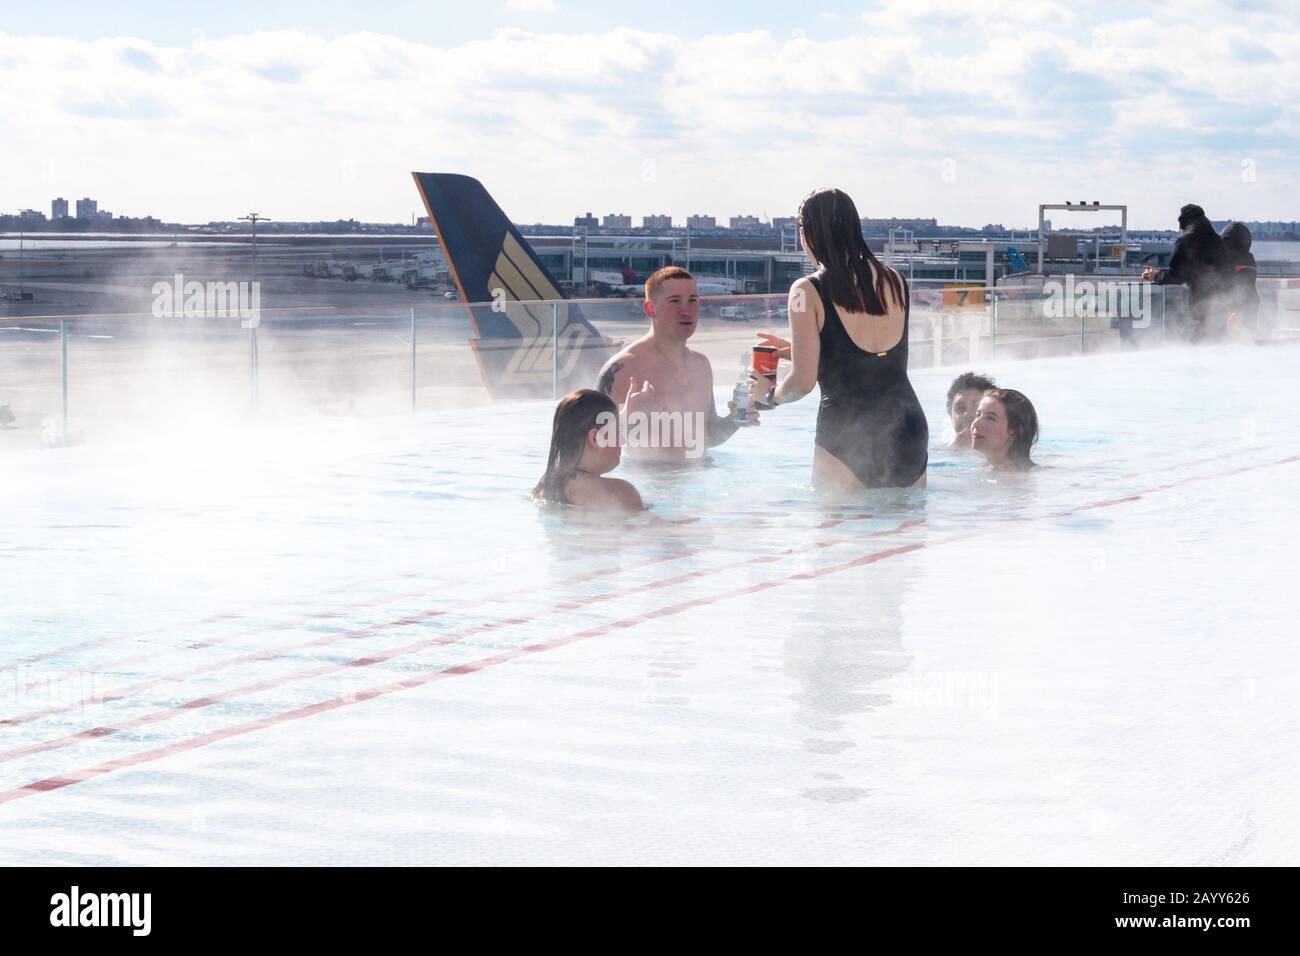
<box><xmin>797</xmin><ymin>187</ymin><xmax>904</xmax><ymax>316</ymax></box>
<box><xmin>644</xmin><ymin>266</ymin><xmax>694</xmax><ymax>301</ymax></box>
<box><xmin>984</xmin><ymin>388</ymin><xmax>1039</xmax><ymax>467</ymax></box>
<box><xmin>946</xmin><ymin>371</ymin><xmax>997</xmax><ymax>411</ymax></box>
<box><xmin>534</xmin><ymin>389</ymin><xmax>617</xmax><ymax>504</ymax></box>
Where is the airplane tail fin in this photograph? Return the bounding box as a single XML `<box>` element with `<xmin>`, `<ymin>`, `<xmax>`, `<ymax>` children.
<box><xmin>412</xmin><ymin>172</ymin><xmax>614</xmax><ymax>399</ymax></box>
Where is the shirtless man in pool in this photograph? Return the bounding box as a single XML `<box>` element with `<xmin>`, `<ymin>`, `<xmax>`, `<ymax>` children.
<box><xmin>596</xmin><ymin>266</ymin><xmax>757</xmax><ymax>461</ymax></box>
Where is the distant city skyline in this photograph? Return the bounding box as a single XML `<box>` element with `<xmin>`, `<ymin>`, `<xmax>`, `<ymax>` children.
<box><xmin>9</xmin><ymin>192</ymin><xmax>1300</xmax><ymax>239</ymax></box>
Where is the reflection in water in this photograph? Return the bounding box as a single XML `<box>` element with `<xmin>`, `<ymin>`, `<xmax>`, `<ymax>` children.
<box><xmin>784</xmin><ymin>514</ymin><xmax>919</xmax><ymax>804</ymax></box>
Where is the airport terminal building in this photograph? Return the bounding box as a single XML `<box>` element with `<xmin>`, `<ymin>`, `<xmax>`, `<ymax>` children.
<box><xmin>523</xmin><ymin>234</ymin><xmax>811</xmax><ymax>294</ymax></box>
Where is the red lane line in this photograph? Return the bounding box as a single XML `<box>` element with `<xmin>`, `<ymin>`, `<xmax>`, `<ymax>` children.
<box><xmin>3</xmin><ymin>453</ymin><xmax>1297</xmax><ymax>805</ymax></box>
<box><xmin>13</xmin><ymin>418</ymin><xmax>1294</xmax><ymax>682</ymax></box>
<box><xmin>0</xmin><ymin>612</ymin><xmax>246</xmax><ymax>677</ymax></box>
<box><xmin>13</xmin><ymin>542</ymin><xmax>703</xmax><ymax>699</ymax></box>
<box><xmin>8</xmin><ymin>508</ymin><xmax>828</xmax><ymax>689</ymax></box>
<box><xmin>817</xmin><ymin>512</ymin><xmax>876</xmax><ymax>530</ymax></box>
<box><xmin>1080</xmin><ymin>421</ymin><xmax>1300</xmax><ymax>474</ymax></box>
<box><xmin>0</xmin><ymin>537</ymin><xmax>935</xmax><ymax>805</ymax></box>
<box><xmin>8</xmin><ymin>428</ymin><xmax>1292</xmax><ymax>711</ymax></box>
<box><xmin>7</xmin><ymin>435</ymin><xmax>1295</xmax><ymax>732</ymax></box>
<box><xmin>1114</xmin><ymin>448</ymin><xmax>1258</xmax><ymax>482</ymax></box>
<box><xmin>1045</xmin><ymin>454</ymin><xmax>1300</xmax><ymax>519</ymax></box>
<box><xmin>1</xmin><ymin>544</ymin><xmax>705</xmax><ymax>727</ymax></box>
<box><xmin>976</xmin><ymin>441</ymin><xmax>1299</xmax><ymax>516</ymax></box>
<box><xmin>0</xmin><ymin>530</ymin><xmax>681</xmax><ymax>676</ymax></box>
<box><xmin>0</xmin><ymin>519</ymin><xmax>925</xmax><ymax>762</ymax></box>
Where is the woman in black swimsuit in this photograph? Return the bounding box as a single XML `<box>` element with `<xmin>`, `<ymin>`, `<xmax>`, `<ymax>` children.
<box><xmin>754</xmin><ymin>187</ymin><xmax>928</xmax><ymax>492</ymax></box>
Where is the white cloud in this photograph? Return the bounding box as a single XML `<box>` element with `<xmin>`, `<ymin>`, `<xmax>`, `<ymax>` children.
<box><xmin>0</xmin><ymin>11</ymin><xmax>1298</xmax><ymax>227</ymax></box>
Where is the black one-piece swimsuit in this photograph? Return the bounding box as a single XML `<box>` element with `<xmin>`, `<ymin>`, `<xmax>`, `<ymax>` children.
<box><xmin>811</xmin><ymin>274</ymin><xmax>929</xmax><ymax>488</ymax></box>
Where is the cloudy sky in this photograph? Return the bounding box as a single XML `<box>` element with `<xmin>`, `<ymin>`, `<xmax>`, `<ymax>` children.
<box><xmin>2</xmin><ymin>0</ymin><xmax>1297</xmax><ymax>228</ymax></box>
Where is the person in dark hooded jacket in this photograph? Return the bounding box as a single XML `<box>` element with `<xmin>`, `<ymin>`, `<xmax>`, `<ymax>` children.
<box><xmin>1220</xmin><ymin>222</ymin><xmax>1259</xmax><ymax>334</ymax></box>
<box><xmin>1142</xmin><ymin>204</ymin><xmax>1229</xmax><ymax>340</ymax></box>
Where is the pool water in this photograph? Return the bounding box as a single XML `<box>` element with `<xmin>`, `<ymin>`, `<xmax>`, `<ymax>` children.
<box><xmin>1</xmin><ymin>343</ymin><xmax>1298</xmax><ymax>864</ymax></box>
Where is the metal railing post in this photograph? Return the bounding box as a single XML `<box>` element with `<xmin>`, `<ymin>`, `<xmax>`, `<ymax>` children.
<box><xmin>61</xmin><ymin>318</ymin><xmax>69</xmax><ymax>438</ymax></box>
<box><xmin>991</xmin><ymin>290</ymin><xmax>998</xmax><ymax>351</ymax></box>
<box><xmin>552</xmin><ymin>302</ymin><xmax>559</xmax><ymax>400</ymax></box>
<box><xmin>1161</xmin><ymin>288</ymin><xmax>1167</xmax><ymax>345</ymax></box>
<box><xmin>411</xmin><ymin>307</ymin><xmax>417</xmax><ymax>412</ymax></box>
<box><xmin>249</xmin><ymin>327</ymin><xmax>259</xmax><ymax>410</ymax></box>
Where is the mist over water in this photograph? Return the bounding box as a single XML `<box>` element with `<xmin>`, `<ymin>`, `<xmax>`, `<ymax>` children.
<box><xmin>3</xmin><ymin>233</ymin><xmax>1298</xmax><ymax>865</ymax></box>
<box><xmin>0</xmin><ymin>241</ymin><xmax>486</xmax><ymax>444</ymax></box>
<box><xmin>2</xmin><ymin>336</ymin><xmax>1297</xmax><ymax>864</ymax></box>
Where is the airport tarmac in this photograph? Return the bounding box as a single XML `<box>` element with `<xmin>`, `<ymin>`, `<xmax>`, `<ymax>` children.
<box><xmin>0</xmin><ymin>240</ymin><xmax>686</xmax><ymax>447</ymax></box>
<box><xmin>0</xmin><ymin>237</ymin><xmax>450</xmax><ymax>319</ymax></box>
<box><xmin>0</xmin><ymin>237</ymin><xmax>1141</xmax><ymax>451</ymax></box>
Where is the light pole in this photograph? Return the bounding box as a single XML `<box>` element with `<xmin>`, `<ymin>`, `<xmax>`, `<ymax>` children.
<box><xmin>239</xmin><ymin>212</ymin><xmax>270</xmax><ymax>408</ymax></box>
<box><xmin>240</xmin><ymin>211</ymin><xmax>270</xmax><ymax>282</ymax></box>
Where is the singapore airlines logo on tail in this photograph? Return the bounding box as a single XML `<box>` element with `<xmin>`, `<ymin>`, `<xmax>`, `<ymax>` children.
<box><xmin>411</xmin><ymin>172</ymin><xmax>612</xmax><ymax>399</ymax></box>
<box><xmin>487</xmin><ymin>235</ymin><xmax>595</xmax><ymax>384</ymax></box>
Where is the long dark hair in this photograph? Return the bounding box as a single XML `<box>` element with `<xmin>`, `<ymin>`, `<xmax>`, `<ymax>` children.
<box><xmin>985</xmin><ymin>388</ymin><xmax>1039</xmax><ymax>468</ymax></box>
<box><xmin>534</xmin><ymin>388</ymin><xmax>617</xmax><ymax>504</ymax></box>
<box><xmin>798</xmin><ymin>187</ymin><xmax>904</xmax><ymax>316</ymax></box>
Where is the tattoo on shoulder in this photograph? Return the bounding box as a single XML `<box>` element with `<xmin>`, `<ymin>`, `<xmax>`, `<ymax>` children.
<box><xmin>597</xmin><ymin>361</ymin><xmax>624</xmax><ymax>396</ymax></box>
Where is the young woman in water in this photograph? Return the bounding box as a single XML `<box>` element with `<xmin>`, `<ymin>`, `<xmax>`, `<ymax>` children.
<box><xmin>534</xmin><ymin>388</ymin><xmax>644</xmax><ymax>513</ymax></box>
<box><xmin>970</xmin><ymin>388</ymin><xmax>1039</xmax><ymax>471</ymax></box>
<box><xmin>753</xmin><ymin>187</ymin><xmax>928</xmax><ymax>492</ymax></box>
<box><xmin>945</xmin><ymin>371</ymin><xmax>996</xmax><ymax>449</ymax></box>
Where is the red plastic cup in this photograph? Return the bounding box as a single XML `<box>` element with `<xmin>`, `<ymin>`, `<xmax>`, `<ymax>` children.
<box><xmin>751</xmin><ymin>345</ymin><xmax>778</xmax><ymax>409</ymax></box>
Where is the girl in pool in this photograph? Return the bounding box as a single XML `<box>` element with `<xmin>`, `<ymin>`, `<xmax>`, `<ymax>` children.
<box><xmin>970</xmin><ymin>388</ymin><xmax>1039</xmax><ymax>471</ymax></box>
<box><xmin>534</xmin><ymin>388</ymin><xmax>644</xmax><ymax>513</ymax></box>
